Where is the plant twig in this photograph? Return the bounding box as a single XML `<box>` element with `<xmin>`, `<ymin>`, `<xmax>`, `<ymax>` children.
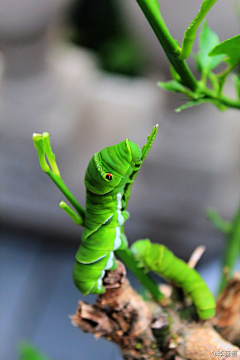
<box><xmin>179</xmin><ymin>0</ymin><xmax>219</xmax><ymax>60</ymax></box>
<box><xmin>206</xmin><ymin>207</ymin><xmax>231</xmax><ymax>234</ymax></box>
<box><xmin>188</xmin><ymin>246</ymin><xmax>206</xmax><ymax>269</ymax></box>
<box><xmin>135</xmin><ymin>0</ymin><xmax>198</xmax><ymax>90</ymax></box>
<box><xmin>32</xmin><ymin>133</ymin><xmax>85</xmax><ymax>220</ymax></box>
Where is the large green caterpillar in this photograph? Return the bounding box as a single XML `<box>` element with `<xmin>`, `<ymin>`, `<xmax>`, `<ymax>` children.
<box><xmin>72</xmin><ymin>139</ymin><xmax>143</xmax><ymax>295</ymax></box>
<box><xmin>33</xmin><ymin>127</ymin><xmax>216</xmax><ymax>320</ymax></box>
<box><xmin>131</xmin><ymin>239</ymin><xmax>216</xmax><ymax>320</ymax></box>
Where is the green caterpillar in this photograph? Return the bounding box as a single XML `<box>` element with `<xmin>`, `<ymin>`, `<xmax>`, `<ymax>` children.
<box><xmin>33</xmin><ymin>127</ymin><xmax>216</xmax><ymax>320</ymax></box>
<box><xmin>131</xmin><ymin>239</ymin><xmax>216</xmax><ymax>320</ymax></box>
<box><xmin>73</xmin><ymin>139</ymin><xmax>142</xmax><ymax>295</ymax></box>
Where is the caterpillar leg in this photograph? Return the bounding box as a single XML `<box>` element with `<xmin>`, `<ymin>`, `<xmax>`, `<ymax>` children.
<box><xmin>118</xmin><ymin>234</ymin><xmax>128</xmax><ymax>250</ymax></box>
<box><xmin>121</xmin><ymin>210</ymin><xmax>130</xmax><ymax>222</ymax></box>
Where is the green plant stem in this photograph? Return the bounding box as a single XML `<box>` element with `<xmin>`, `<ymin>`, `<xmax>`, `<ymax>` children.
<box><xmin>218</xmin><ymin>95</ymin><xmax>240</xmax><ymax>109</ymax></box>
<box><xmin>59</xmin><ymin>201</ymin><xmax>84</xmax><ymax>225</ymax></box>
<box><xmin>201</xmin><ymin>86</ymin><xmax>240</xmax><ymax>109</ymax></box>
<box><xmin>208</xmin><ymin>72</ymin><xmax>220</xmax><ymax>93</ymax></box>
<box><xmin>206</xmin><ymin>207</ymin><xmax>231</xmax><ymax>234</ymax></box>
<box><xmin>135</xmin><ymin>0</ymin><xmax>240</xmax><ymax>110</ymax></box>
<box><xmin>135</xmin><ymin>0</ymin><xmax>198</xmax><ymax>91</ymax></box>
<box><xmin>179</xmin><ymin>0</ymin><xmax>218</xmax><ymax>60</ymax></box>
<box><xmin>116</xmin><ymin>248</ymin><xmax>164</xmax><ymax>302</ymax></box>
<box><xmin>219</xmin><ymin>202</ymin><xmax>240</xmax><ymax>293</ymax></box>
<box><xmin>47</xmin><ymin>171</ymin><xmax>85</xmax><ymax>220</ymax></box>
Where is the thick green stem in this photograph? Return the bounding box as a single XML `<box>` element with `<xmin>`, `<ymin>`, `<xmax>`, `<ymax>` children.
<box><xmin>219</xmin><ymin>203</ymin><xmax>240</xmax><ymax>293</ymax></box>
<box><xmin>217</xmin><ymin>95</ymin><xmax>240</xmax><ymax>110</ymax></box>
<box><xmin>135</xmin><ymin>0</ymin><xmax>198</xmax><ymax>91</ymax></box>
<box><xmin>116</xmin><ymin>248</ymin><xmax>164</xmax><ymax>302</ymax></box>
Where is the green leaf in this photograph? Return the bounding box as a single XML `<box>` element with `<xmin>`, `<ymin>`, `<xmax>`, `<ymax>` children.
<box><xmin>209</xmin><ymin>34</ymin><xmax>240</xmax><ymax>67</ymax></box>
<box><xmin>158</xmin><ymin>80</ymin><xmax>184</xmax><ymax>92</ymax></box>
<box><xmin>233</xmin><ymin>74</ymin><xmax>240</xmax><ymax>99</ymax></box>
<box><xmin>175</xmin><ymin>98</ymin><xmax>227</xmax><ymax>112</ymax></box>
<box><xmin>175</xmin><ymin>99</ymin><xmax>206</xmax><ymax>112</ymax></box>
<box><xmin>158</xmin><ymin>80</ymin><xmax>197</xmax><ymax>99</ymax></box>
<box><xmin>195</xmin><ymin>22</ymin><xmax>225</xmax><ymax>73</ymax></box>
<box><xmin>192</xmin><ymin>53</ymin><xmax>202</xmax><ymax>73</ymax></box>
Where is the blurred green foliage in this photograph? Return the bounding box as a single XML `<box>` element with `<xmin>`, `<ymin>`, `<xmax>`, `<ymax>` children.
<box><xmin>68</xmin><ymin>0</ymin><xmax>144</xmax><ymax>75</ymax></box>
<box><xmin>18</xmin><ymin>343</ymin><xmax>52</xmax><ymax>360</ymax></box>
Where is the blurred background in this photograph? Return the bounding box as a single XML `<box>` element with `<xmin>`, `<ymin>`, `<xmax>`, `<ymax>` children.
<box><xmin>1</xmin><ymin>0</ymin><xmax>240</xmax><ymax>359</ymax></box>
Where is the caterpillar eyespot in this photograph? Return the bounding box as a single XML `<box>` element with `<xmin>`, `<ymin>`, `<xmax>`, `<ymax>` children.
<box><xmin>131</xmin><ymin>239</ymin><xmax>216</xmax><ymax>320</ymax></box>
<box><xmin>105</xmin><ymin>173</ymin><xmax>113</xmax><ymax>180</ymax></box>
<box><xmin>73</xmin><ymin>139</ymin><xmax>142</xmax><ymax>295</ymax></box>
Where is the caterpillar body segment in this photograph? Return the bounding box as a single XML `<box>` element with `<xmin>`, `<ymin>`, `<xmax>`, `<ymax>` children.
<box><xmin>73</xmin><ymin>252</ymin><xmax>117</xmax><ymax>295</ymax></box>
<box><xmin>131</xmin><ymin>239</ymin><xmax>216</xmax><ymax>320</ymax></box>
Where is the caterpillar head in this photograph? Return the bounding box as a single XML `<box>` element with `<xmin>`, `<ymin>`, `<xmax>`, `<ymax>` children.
<box><xmin>131</xmin><ymin>239</ymin><xmax>152</xmax><ymax>260</ymax></box>
<box><xmin>84</xmin><ymin>139</ymin><xmax>142</xmax><ymax>195</ymax></box>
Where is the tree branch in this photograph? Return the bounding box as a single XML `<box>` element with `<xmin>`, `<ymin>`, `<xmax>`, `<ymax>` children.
<box><xmin>71</xmin><ymin>262</ymin><xmax>240</xmax><ymax>360</ymax></box>
<box><xmin>71</xmin><ymin>261</ymin><xmax>162</xmax><ymax>360</ymax></box>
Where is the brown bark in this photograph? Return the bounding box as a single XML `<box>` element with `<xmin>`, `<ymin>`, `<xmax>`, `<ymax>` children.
<box><xmin>168</xmin><ymin>316</ymin><xmax>240</xmax><ymax>360</ymax></box>
<box><xmin>211</xmin><ymin>272</ymin><xmax>240</xmax><ymax>347</ymax></box>
<box><xmin>151</xmin><ymin>308</ymin><xmax>240</xmax><ymax>360</ymax></box>
<box><xmin>71</xmin><ymin>261</ymin><xmax>240</xmax><ymax>360</ymax></box>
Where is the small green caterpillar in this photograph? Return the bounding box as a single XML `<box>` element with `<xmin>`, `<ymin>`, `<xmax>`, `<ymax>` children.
<box><xmin>73</xmin><ymin>139</ymin><xmax>142</xmax><ymax>295</ymax></box>
<box><xmin>131</xmin><ymin>239</ymin><xmax>216</xmax><ymax>320</ymax></box>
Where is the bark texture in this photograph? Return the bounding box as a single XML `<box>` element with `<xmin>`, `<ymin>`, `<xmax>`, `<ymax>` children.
<box><xmin>211</xmin><ymin>272</ymin><xmax>240</xmax><ymax>347</ymax></box>
<box><xmin>71</xmin><ymin>261</ymin><xmax>162</xmax><ymax>360</ymax></box>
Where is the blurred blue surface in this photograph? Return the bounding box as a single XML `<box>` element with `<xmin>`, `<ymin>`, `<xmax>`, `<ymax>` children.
<box><xmin>0</xmin><ymin>231</ymin><xmax>122</xmax><ymax>360</ymax></box>
<box><xmin>1</xmin><ymin>230</ymin><xmax>239</xmax><ymax>360</ymax></box>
